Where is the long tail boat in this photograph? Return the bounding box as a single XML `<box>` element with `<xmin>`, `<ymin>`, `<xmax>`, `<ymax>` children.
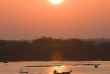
<box><xmin>53</xmin><ymin>70</ymin><xmax>72</xmax><ymax>74</ymax></box>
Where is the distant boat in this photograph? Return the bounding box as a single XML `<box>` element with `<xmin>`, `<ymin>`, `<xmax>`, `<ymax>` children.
<box><xmin>20</xmin><ymin>71</ymin><xmax>28</xmax><ymax>73</ymax></box>
<box><xmin>3</xmin><ymin>61</ymin><xmax>8</xmax><ymax>63</ymax></box>
<box><xmin>53</xmin><ymin>70</ymin><xmax>72</xmax><ymax>74</ymax></box>
<box><xmin>94</xmin><ymin>64</ymin><xmax>98</xmax><ymax>68</ymax></box>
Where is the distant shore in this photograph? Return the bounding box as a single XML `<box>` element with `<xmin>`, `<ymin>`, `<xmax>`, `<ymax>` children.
<box><xmin>0</xmin><ymin>37</ymin><xmax>110</xmax><ymax>62</ymax></box>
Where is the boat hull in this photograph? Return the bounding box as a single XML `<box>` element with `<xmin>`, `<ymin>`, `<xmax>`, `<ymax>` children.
<box><xmin>53</xmin><ymin>70</ymin><xmax>72</xmax><ymax>74</ymax></box>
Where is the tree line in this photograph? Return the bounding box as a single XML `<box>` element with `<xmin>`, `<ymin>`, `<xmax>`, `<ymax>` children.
<box><xmin>0</xmin><ymin>36</ymin><xmax>110</xmax><ymax>61</ymax></box>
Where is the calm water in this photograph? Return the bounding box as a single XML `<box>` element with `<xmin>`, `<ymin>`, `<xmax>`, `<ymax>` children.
<box><xmin>0</xmin><ymin>61</ymin><xmax>110</xmax><ymax>74</ymax></box>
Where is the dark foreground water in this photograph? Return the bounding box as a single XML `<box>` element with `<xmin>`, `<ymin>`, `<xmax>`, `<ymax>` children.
<box><xmin>0</xmin><ymin>61</ymin><xmax>110</xmax><ymax>74</ymax></box>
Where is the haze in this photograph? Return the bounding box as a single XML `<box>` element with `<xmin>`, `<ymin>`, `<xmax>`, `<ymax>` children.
<box><xmin>0</xmin><ymin>0</ymin><xmax>110</xmax><ymax>40</ymax></box>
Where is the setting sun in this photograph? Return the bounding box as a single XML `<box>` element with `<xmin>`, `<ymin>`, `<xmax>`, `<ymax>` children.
<box><xmin>50</xmin><ymin>0</ymin><xmax>63</xmax><ymax>4</ymax></box>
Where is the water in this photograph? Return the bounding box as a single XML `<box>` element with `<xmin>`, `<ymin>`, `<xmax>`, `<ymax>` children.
<box><xmin>0</xmin><ymin>61</ymin><xmax>110</xmax><ymax>74</ymax></box>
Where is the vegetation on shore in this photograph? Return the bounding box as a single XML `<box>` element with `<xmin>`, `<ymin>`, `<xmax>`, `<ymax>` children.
<box><xmin>0</xmin><ymin>37</ymin><xmax>110</xmax><ymax>61</ymax></box>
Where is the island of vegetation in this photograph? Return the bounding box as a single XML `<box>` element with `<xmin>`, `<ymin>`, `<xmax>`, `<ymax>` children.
<box><xmin>0</xmin><ymin>36</ymin><xmax>110</xmax><ymax>61</ymax></box>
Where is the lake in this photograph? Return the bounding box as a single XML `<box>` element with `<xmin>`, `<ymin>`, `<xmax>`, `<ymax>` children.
<box><xmin>0</xmin><ymin>61</ymin><xmax>110</xmax><ymax>74</ymax></box>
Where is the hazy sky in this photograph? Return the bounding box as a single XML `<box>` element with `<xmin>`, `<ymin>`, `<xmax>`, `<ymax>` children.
<box><xmin>0</xmin><ymin>0</ymin><xmax>110</xmax><ymax>40</ymax></box>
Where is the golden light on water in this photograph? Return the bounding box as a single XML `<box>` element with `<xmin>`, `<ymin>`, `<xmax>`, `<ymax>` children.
<box><xmin>49</xmin><ymin>65</ymin><xmax>67</xmax><ymax>74</ymax></box>
<box><xmin>50</xmin><ymin>0</ymin><xmax>63</xmax><ymax>4</ymax></box>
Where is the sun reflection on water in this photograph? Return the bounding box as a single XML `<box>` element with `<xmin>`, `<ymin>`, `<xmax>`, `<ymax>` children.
<box><xmin>48</xmin><ymin>65</ymin><xmax>68</xmax><ymax>74</ymax></box>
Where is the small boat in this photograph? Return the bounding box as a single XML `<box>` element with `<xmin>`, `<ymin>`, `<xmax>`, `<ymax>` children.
<box><xmin>20</xmin><ymin>71</ymin><xmax>28</xmax><ymax>73</ymax></box>
<box><xmin>94</xmin><ymin>64</ymin><xmax>98</xmax><ymax>68</ymax></box>
<box><xmin>53</xmin><ymin>70</ymin><xmax>72</xmax><ymax>74</ymax></box>
<box><xmin>3</xmin><ymin>61</ymin><xmax>8</xmax><ymax>63</ymax></box>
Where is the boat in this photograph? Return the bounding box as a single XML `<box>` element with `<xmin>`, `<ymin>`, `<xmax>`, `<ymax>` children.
<box><xmin>3</xmin><ymin>61</ymin><xmax>8</xmax><ymax>63</ymax></box>
<box><xmin>20</xmin><ymin>71</ymin><xmax>28</xmax><ymax>73</ymax></box>
<box><xmin>94</xmin><ymin>64</ymin><xmax>98</xmax><ymax>68</ymax></box>
<box><xmin>53</xmin><ymin>70</ymin><xmax>72</xmax><ymax>74</ymax></box>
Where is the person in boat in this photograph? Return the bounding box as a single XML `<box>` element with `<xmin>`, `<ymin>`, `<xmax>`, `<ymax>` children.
<box><xmin>94</xmin><ymin>64</ymin><xmax>98</xmax><ymax>68</ymax></box>
<box><xmin>53</xmin><ymin>70</ymin><xmax>72</xmax><ymax>74</ymax></box>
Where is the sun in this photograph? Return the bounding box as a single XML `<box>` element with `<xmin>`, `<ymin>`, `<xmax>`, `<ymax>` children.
<box><xmin>50</xmin><ymin>0</ymin><xmax>63</xmax><ymax>4</ymax></box>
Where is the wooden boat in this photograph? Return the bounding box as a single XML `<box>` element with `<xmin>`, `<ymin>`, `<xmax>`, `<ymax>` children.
<box><xmin>53</xmin><ymin>70</ymin><xmax>72</xmax><ymax>74</ymax></box>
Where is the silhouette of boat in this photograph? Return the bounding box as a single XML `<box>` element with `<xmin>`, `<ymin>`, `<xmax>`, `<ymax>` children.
<box><xmin>20</xmin><ymin>71</ymin><xmax>28</xmax><ymax>73</ymax></box>
<box><xmin>53</xmin><ymin>70</ymin><xmax>72</xmax><ymax>74</ymax></box>
<box><xmin>3</xmin><ymin>61</ymin><xmax>8</xmax><ymax>63</ymax></box>
<box><xmin>94</xmin><ymin>64</ymin><xmax>98</xmax><ymax>68</ymax></box>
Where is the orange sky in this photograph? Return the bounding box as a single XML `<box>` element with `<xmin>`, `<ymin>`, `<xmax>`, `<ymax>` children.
<box><xmin>0</xmin><ymin>0</ymin><xmax>110</xmax><ymax>40</ymax></box>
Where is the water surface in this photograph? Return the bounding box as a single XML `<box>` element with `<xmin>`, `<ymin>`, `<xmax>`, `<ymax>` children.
<box><xmin>0</xmin><ymin>61</ymin><xmax>110</xmax><ymax>74</ymax></box>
